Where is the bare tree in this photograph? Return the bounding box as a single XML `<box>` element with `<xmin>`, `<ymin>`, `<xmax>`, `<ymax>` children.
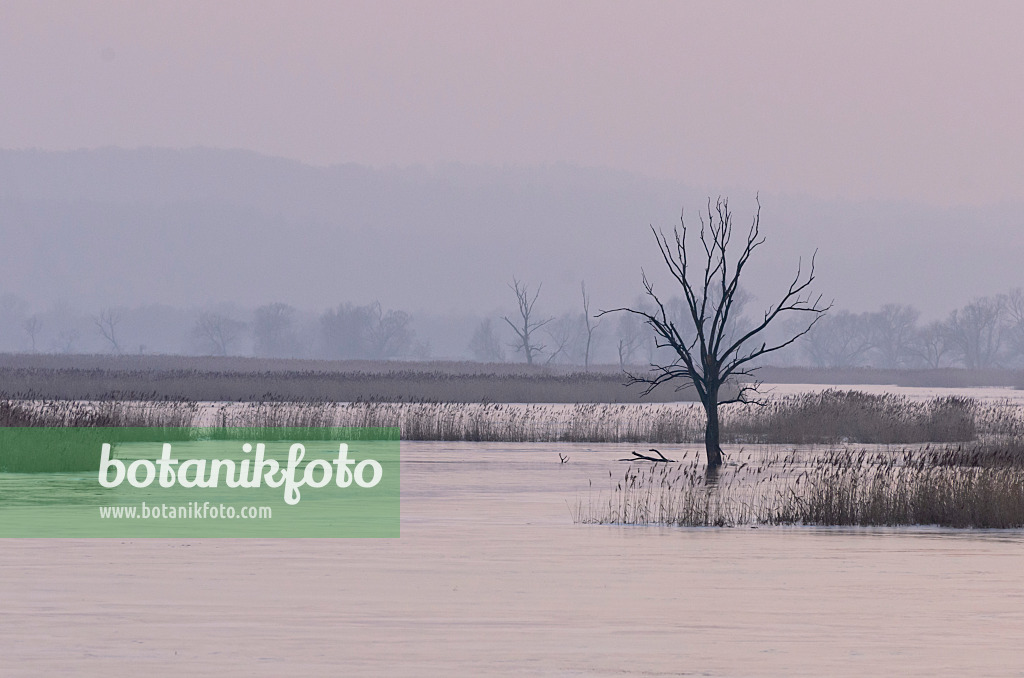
<box><xmin>253</xmin><ymin>303</ymin><xmax>300</xmax><ymax>358</ymax></box>
<box><xmin>1003</xmin><ymin>288</ymin><xmax>1024</xmax><ymax>366</ymax></box>
<box><xmin>320</xmin><ymin>303</ymin><xmax>375</xmax><ymax>359</ymax></box>
<box><xmin>23</xmin><ymin>315</ymin><xmax>41</xmax><ymax>353</ymax></box>
<box><xmin>865</xmin><ymin>303</ymin><xmax>919</xmax><ymax>368</ymax></box>
<box><xmin>944</xmin><ymin>296</ymin><xmax>1004</xmax><ymax>369</ymax></box>
<box><xmin>580</xmin><ymin>281</ymin><xmax>601</xmax><ymax>370</ymax></box>
<box><xmin>318</xmin><ymin>301</ymin><xmax>413</xmax><ymax>360</ymax></box>
<box><xmin>193</xmin><ymin>312</ymin><xmax>245</xmax><ymax>356</ymax></box>
<box><xmin>543</xmin><ymin>312</ymin><xmax>580</xmax><ymax>365</ymax></box>
<box><xmin>366</xmin><ymin>302</ymin><xmax>414</xmax><ymax>359</ymax></box>
<box><xmin>909</xmin><ymin>319</ymin><xmax>950</xmax><ymax>368</ymax></box>
<box><xmin>802</xmin><ymin>310</ymin><xmax>873</xmax><ymax>368</ymax></box>
<box><xmin>602</xmin><ymin>197</ymin><xmax>829</xmax><ymax>468</ymax></box>
<box><xmin>503</xmin><ymin>278</ymin><xmax>553</xmax><ymax>365</ymax></box>
<box><xmin>468</xmin><ymin>318</ymin><xmax>506</xmax><ymax>362</ymax></box>
<box><xmin>54</xmin><ymin>328</ymin><xmax>79</xmax><ymax>354</ymax></box>
<box><xmin>94</xmin><ymin>308</ymin><xmax>123</xmax><ymax>353</ymax></box>
<box><xmin>615</xmin><ymin>312</ymin><xmax>644</xmax><ymax>369</ymax></box>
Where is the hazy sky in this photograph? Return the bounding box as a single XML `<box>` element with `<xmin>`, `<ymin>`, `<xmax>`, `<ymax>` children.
<box><xmin>3</xmin><ymin>1</ymin><xmax>1023</xmax><ymax>207</ymax></box>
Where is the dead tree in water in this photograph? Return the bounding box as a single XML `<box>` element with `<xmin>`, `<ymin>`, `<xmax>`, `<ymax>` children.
<box><xmin>602</xmin><ymin>197</ymin><xmax>830</xmax><ymax>468</ymax></box>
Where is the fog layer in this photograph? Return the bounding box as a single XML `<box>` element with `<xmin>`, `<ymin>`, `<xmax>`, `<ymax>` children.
<box><xmin>2</xmin><ymin>148</ymin><xmax>1021</xmax><ymax>322</ymax></box>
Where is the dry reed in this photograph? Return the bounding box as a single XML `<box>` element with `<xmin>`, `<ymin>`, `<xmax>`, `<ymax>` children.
<box><xmin>577</xmin><ymin>445</ymin><xmax>1024</xmax><ymax>528</ymax></box>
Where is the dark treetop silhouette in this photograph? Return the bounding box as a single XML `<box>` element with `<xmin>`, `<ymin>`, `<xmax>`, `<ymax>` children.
<box><xmin>602</xmin><ymin>197</ymin><xmax>830</xmax><ymax>468</ymax></box>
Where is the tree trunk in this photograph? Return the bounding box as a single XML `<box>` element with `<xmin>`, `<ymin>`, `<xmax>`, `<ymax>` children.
<box><xmin>703</xmin><ymin>393</ymin><xmax>723</xmax><ymax>468</ymax></box>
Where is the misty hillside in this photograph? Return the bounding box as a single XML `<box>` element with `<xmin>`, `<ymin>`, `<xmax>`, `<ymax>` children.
<box><xmin>2</xmin><ymin>147</ymin><xmax>1023</xmax><ymax>321</ymax></box>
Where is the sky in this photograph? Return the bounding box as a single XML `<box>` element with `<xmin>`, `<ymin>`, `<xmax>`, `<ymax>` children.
<box><xmin>3</xmin><ymin>0</ymin><xmax>1024</xmax><ymax>207</ymax></box>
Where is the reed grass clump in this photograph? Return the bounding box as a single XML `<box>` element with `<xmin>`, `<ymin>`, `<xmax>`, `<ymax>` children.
<box><xmin>725</xmin><ymin>390</ymin><xmax>976</xmax><ymax>444</ymax></box>
<box><xmin>575</xmin><ymin>452</ymin><xmax>766</xmax><ymax>526</ymax></box>
<box><xmin>579</xmin><ymin>445</ymin><xmax>1024</xmax><ymax>529</ymax></box>
<box><xmin>777</xmin><ymin>463</ymin><xmax>1024</xmax><ymax>528</ymax></box>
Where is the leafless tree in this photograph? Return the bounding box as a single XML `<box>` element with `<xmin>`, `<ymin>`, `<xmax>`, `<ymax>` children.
<box><xmin>503</xmin><ymin>278</ymin><xmax>552</xmax><ymax>365</ymax></box>
<box><xmin>94</xmin><ymin>308</ymin><xmax>123</xmax><ymax>353</ymax></box>
<box><xmin>193</xmin><ymin>312</ymin><xmax>245</xmax><ymax>356</ymax></box>
<box><xmin>944</xmin><ymin>296</ymin><xmax>1004</xmax><ymax>369</ymax></box>
<box><xmin>909</xmin><ymin>319</ymin><xmax>951</xmax><ymax>368</ymax></box>
<box><xmin>543</xmin><ymin>313</ymin><xmax>580</xmax><ymax>365</ymax></box>
<box><xmin>320</xmin><ymin>303</ymin><xmax>375</xmax><ymax>359</ymax></box>
<box><xmin>253</xmin><ymin>303</ymin><xmax>300</xmax><ymax>358</ymax></box>
<box><xmin>602</xmin><ymin>197</ymin><xmax>829</xmax><ymax>468</ymax></box>
<box><xmin>580</xmin><ymin>281</ymin><xmax>601</xmax><ymax>370</ymax></box>
<box><xmin>615</xmin><ymin>312</ymin><xmax>644</xmax><ymax>369</ymax></box>
<box><xmin>23</xmin><ymin>315</ymin><xmax>41</xmax><ymax>352</ymax></box>
<box><xmin>802</xmin><ymin>310</ymin><xmax>873</xmax><ymax>368</ymax></box>
<box><xmin>468</xmin><ymin>318</ymin><xmax>506</xmax><ymax>362</ymax></box>
<box><xmin>319</xmin><ymin>301</ymin><xmax>414</xmax><ymax>359</ymax></box>
<box><xmin>1002</xmin><ymin>288</ymin><xmax>1024</xmax><ymax>365</ymax></box>
<box><xmin>365</xmin><ymin>302</ymin><xmax>414</xmax><ymax>359</ymax></box>
<box><xmin>865</xmin><ymin>303</ymin><xmax>919</xmax><ymax>368</ymax></box>
<box><xmin>55</xmin><ymin>328</ymin><xmax>79</xmax><ymax>354</ymax></box>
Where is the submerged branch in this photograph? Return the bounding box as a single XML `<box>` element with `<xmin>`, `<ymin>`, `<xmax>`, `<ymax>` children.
<box><xmin>618</xmin><ymin>448</ymin><xmax>676</xmax><ymax>463</ymax></box>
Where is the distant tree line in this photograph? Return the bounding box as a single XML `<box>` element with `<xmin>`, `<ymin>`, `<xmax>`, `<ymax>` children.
<box><xmin>3</xmin><ymin>288</ymin><xmax>1024</xmax><ymax>370</ymax></box>
<box><xmin>798</xmin><ymin>292</ymin><xmax>1024</xmax><ymax>369</ymax></box>
<box><xmin>479</xmin><ymin>279</ymin><xmax>1024</xmax><ymax>371</ymax></box>
<box><xmin>196</xmin><ymin>301</ymin><xmax>425</xmax><ymax>360</ymax></box>
<box><xmin>0</xmin><ymin>296</ymin><xmax>425</xmax><ymax>361</ymax></box>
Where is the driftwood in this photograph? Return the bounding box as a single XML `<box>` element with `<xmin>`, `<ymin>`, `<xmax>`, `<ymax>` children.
<box><xmin>618</xmin><ymin>448</ymin><xmax>675</xmax><ymax>463</ymax></box>
<box><xmin>558</xmin><ymin>453</ymin><xmax>570</xmax><ymax>464</ymax></box>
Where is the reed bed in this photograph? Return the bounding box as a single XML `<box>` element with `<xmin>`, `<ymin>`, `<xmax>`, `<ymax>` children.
<box><xmin>0</xmin><ymin>399</ymin><xmax>199</xmax><ymax>429</ymax></box>
<box><xmin>2</xmin><ymin>389</ymin><xmax>1020</xmax><ymax>477</ymax></box>
<box><xmin>199</xmin><ymin>391</ymin><xmax>986</xmax><ymax>444</ymax></box>
<box><xmin>725</xmin><ymin>390</ymin><xmax>977</xmax><ymax>444</ymax></box>
<box><xmin>577</xmin><ymin>445</ymin><xmax>1024</xmax><ymax>529</ymax></box>
<box><xmin>0</xmin><ymin>390</ymin><xmax>1000</xmax><ymax>444</ymax></box>
<box><xmin>0</xmin><ymin>400</ymin><xmax>200</xmax><ymax>472</ymax></box>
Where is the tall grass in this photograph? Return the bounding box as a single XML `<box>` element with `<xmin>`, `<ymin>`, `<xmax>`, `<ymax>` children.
<box><xmin>777</xmin><ymin>462</ymin><xmax>1024</xmax><ymax>528</ymax></box>
<box><xmin>0</xmin><ymin>399</ymin><xmax>198</xmax><ymax>429</ymax></box>
<box><xmin>727</xmin><ymin>390</ymin><xmax>977</xmax><ymax>444</ymax></box>
<box><xmin>577</xmin><ymin>445</ymin><xmax>1024</xmax><ymax>528</ymax></box>
<box><xmin>0</xmin><ymin>390</ymin><xmax>992</xmax><ymax>444</ymax></box>
<box><xmin>0</xmin><ymin>400</ymin><xmax>199</xmax><ymax>472</ymax></box>
<box><xmin>198</xmin><ymin>391</ymin><xmax>983</xmax><ymax>444</ymax></box>
<box><xmin>1</xmin><ymin>389</ymin><xmax>1016</xmax><ymax>478</ymax></box>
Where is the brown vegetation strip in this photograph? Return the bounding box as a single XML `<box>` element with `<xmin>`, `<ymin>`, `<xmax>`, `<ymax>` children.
<box><xmin>578</xmin><ymin>446</ymin><xmax>1024</xmax><ymax>529</ymax></box>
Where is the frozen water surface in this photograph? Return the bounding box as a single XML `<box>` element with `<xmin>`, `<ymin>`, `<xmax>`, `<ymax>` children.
<box><xmin>2</xmin><ymin>440</ymin><xmax>1023</xmax><ymax>677</ymax></box>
